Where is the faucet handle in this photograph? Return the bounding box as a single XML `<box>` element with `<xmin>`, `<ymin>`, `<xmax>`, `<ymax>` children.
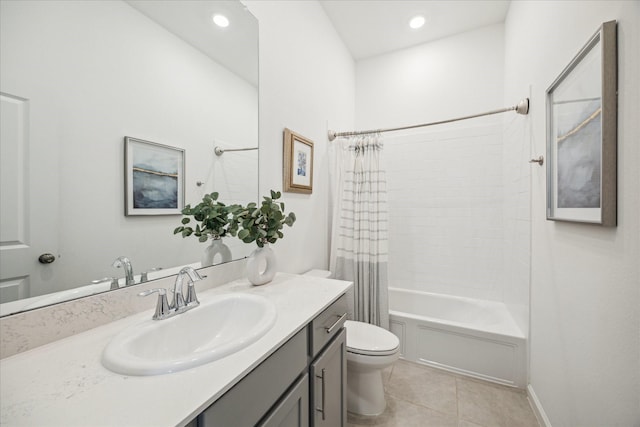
<box><xmin>92</xmin><ymin>277</ymin><xmax>119</xmax><ymax>290</ymax></box>
<box><xmin>185</xmin><ymin>282</ymin><xmax>200</xmax><ymax>307</ymax></box>
<box><xmin>140</xmin><ymin>267</ymin><xmax>163</xmax><ymax>283</ymax></box>
<box><xmin>169</xmin><ymin>288</ymin><xmax>187</xmax><ymax>313</ymax></box>
<box><xmin>138</xmin><ymin>288</ymin><xmax>171</xmax><ymax>320</ymax></box>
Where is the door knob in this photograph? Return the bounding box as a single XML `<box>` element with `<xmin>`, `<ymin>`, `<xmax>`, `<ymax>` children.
<box><xmin>38</xmin><ymin>253</ymin><xmax>56</xmax><ymax>264</ymax></box>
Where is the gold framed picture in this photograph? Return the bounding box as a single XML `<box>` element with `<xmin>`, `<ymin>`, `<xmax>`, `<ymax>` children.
<box><xmin>283</xmin><ymin>128</ymin><xmax>313</xmax><ymax>194</ymax></box>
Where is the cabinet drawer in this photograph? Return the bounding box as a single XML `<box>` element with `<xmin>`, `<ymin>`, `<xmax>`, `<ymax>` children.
<box><xmin>309</xmin><ymin>294</ymin><xmax>348</xmax><ymax>357</ymax></box>
<box><xmin>198</xmin><ymin>328</ymin><xmax>308</xmax><ymax>427</ymax></box>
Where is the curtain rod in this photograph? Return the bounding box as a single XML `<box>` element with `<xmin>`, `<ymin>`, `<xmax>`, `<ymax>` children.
<box><xmin>328</xmin><ymin>98</ymin><xmax>529</xmax><ymax>141</ymax></box>
<box><xmin>214</xmin><ymin>146</ymin><xmax>258</xmax><ymax>156</ymax></box>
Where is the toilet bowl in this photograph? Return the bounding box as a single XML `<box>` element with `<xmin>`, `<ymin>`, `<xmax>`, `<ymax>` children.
<box><xmin>344</xmin><ymin>320</ymin><xmax>399</xmax><ymax>416</ymax></box>
<box><xmin>303</xmin><ymin>269</ymin><xmax>400</xmax><ymax>416</ymax></box>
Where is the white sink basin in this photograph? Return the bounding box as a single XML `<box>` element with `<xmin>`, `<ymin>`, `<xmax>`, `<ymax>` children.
<box><xmin>102</xmin><ymin>293</ymin><xmax>277</xmax><ymax>376</ymax></box>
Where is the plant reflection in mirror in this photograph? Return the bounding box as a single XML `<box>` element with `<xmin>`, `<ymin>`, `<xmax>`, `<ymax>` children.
<box><xmin>173</xmin><ymin>192</ymin><xmax>242</xmax><ymax>242</ymax></box>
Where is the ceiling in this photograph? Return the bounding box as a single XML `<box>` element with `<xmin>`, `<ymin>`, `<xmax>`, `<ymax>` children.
<box><xmin>126</xmin><ymin>0</ymin><xmax>258</xmax><ymax>86</ymax></box>
<box><xmin>319</xmin><ymin>0</ymin><xmax>511</xmax><ymax>60</ymax></box>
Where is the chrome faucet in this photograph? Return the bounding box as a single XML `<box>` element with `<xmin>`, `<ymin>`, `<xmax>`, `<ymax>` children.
<box><xmin>172</xmin><ymin>266</ymin><xmax>204</xmax><ymax>310</ymax></box>
<box><xmin>112</xmin><ymin>256</ymin><xmax>135</xmax><ymax>287</ymax></box>
<box><xmin>138</xmin><ymin>266</ymin><xmax>205</xmax><ymax>321</ymax></box>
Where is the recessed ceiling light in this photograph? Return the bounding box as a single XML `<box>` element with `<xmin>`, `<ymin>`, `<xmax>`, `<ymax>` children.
<box><xmin>213</xmin><ymin>14</ymin><xmax>230</xmax><ymax>28</ymax></box>
<box><xmin>409</xmin><ymin>15</ymin><xmax>426</xmax><ymax>29</ymax></box>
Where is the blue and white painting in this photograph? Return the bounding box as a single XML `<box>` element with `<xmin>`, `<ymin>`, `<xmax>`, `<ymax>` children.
<box><xmin>556</xmin><ymin>99</ymin><xmax>602</xmax><ymax>208</ymax></box>
<box><xmin>130</xmin><ymin>141</ymin><xmax>181</xmax><ymax>210</ymax></box>
<box><xmin>297</xmin><ymin>151</ymin><xmax>307</xmax><ymax>177</ymax></box>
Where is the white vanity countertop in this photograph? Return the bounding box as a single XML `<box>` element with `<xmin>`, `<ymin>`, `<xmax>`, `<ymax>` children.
<box><xmin>0</xmin><ymin>273</ymin><xmax>352</xmax><ymax>427</ymax></box>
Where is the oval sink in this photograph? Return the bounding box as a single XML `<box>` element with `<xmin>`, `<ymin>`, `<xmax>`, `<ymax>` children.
<box><xmin>102</xmin><ymin>293</ymin><xmax>277</xmax><ymax>376</ymax></box>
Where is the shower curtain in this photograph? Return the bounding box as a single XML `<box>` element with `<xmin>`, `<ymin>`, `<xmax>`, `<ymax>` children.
<box><xmin>329</xmin><ymin>134</ymin><xmax>389</xmax><ymax>329</ymax></box>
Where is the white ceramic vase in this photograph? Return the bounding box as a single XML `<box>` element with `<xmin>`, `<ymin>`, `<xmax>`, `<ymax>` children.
<box><xmin>201</xmin><ymin>238</ymin><xmax>232</xmax><ymax>267</ymax></box>
<box><xmin>246</xmin><ymin>244</ymin><xmax>277</xmax><ymax>286</ymax></box>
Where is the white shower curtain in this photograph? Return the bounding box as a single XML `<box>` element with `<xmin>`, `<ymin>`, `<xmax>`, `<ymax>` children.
<box><xmin>329</xmin><ymin>134</ymin><xmax>389</xmax><ymax>329</ymax></box>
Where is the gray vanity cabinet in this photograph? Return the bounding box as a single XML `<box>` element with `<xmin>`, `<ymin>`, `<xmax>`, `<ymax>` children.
<box><xmin>197</xmin><ymin>329</ymin><xmax>308</xmax><ymax>427</ymax></box>
<box><xmin>258</xmin><ymin>374</ymin><xmax>309</xmax><ymax>427</ymax></box>
<box><xmin>195</xmin><ymin>294</ymin><xmax>347</xmax><ymax>427</ymax></box>
<box><xmin>308</xmin><ymin>294</ymin><xmax>348</xmax><ymax>427</ymax></box>
<box><xmin>310</xmin><ymin>328</ymin><xmax>346</xmax><ymax>427</ymax></box>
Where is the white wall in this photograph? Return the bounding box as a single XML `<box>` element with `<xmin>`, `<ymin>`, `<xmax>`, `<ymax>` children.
<box><xmin>355</xmin><ymin>24</ymin><xmax>509</xmax><ymax>301</ymax></box>
<box><xmin>504</xmin><ymin>2</ymin><xmax>640</xmax><ymax>426</ymax></box>
<box><xmin>244</xmin><ymin>1</ymin><xmax>355</xmax><ymax>274</ymax></box>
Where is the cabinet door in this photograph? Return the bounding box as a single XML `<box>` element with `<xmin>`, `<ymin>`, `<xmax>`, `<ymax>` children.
<box><xmin>258</xmin><ymin>374</ymin><xmax>309</xmax><ymax>427</ymax></box>
<box><xmin>310</xmin><ymin>328</ymin><xmax>346</xmax><ymax>427</ymax></box>
<box><xmin>198</xmin><ymin>330</ymin><xmax>307</xmax><ymax>427</ymax></box>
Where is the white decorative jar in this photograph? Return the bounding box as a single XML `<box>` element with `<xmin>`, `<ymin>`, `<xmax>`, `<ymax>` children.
<box><xmin>201</xmin><ymin>237</ymin><xmax>232</xmax><ymax>267</ymax></box>
<box><xmin>246</xmin><ymin>244</ymin><xmax>277</xmax><ymax>285</ymax></box>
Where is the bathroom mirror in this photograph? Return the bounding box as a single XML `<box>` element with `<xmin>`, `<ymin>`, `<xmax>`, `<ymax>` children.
<box><xmin>0</xmin><ymin>0</ymin><xmax>259</xmax><ymax>316</ymax></box>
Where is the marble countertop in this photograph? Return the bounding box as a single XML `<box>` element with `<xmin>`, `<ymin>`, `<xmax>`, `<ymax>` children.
<box><xmin>0</xmin><ymin>273</ymin><xmax>351</xmax><ymax>427</ymax></box>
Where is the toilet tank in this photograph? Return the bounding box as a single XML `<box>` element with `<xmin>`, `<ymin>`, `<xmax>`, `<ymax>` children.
<box><xmin>303</xmin><ymin>269</ymin><xmax>332</xmax><ymax>279</ymax></box>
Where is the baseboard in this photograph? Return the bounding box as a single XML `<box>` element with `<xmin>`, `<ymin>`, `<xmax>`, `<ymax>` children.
<box><xmin>527</xmin><ymin>385</ymin><xmax>552</xmax><ymax>427</ymax></box>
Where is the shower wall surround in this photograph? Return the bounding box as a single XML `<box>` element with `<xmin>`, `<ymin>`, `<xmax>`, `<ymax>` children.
<box><xmin>385</xmin><ymin>123</ymin><xmax>505</xmax><ymax>300</ymax></box>
<box><xmin>355</xmin><ymin>23</ymin><xmax>511</xmax><ymax>303</ymax></box>
<box><xmin>502</xmin><ymin>106</ymin><xmax>532</xmax><ymax>336</ymax></box>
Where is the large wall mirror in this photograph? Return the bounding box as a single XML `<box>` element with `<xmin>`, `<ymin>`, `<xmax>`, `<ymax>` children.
<box><xmin>0</xmin><ymin>0</ymin><xmax>259</xmax><ymax>316</ymax></box>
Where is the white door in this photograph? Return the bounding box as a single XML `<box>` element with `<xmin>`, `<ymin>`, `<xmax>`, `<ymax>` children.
<box><xmin>0</xmin><ymin>92</ymin><xmax>59</xmax><ymax>303</ymax></box>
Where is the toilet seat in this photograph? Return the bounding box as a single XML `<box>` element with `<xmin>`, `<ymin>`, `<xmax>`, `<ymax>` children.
<box><xmin>344</xmin><ymin>320</ymin><xmax>399</xmax><ymax>357</ymax></box>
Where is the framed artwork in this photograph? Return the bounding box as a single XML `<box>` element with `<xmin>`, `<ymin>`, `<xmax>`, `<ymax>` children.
<box><xmin>283</xmin><ymin>128</ymin><xmax>314</xmax><ymax>194</ymax></box>
<box><xmin>124</xmin><ymin>136</ymin><xmax>185</xmax><ymax>216</ymax></box>
<box><xmin>546</xmin><ymin>20</ymin><xmax>617</xmax><ymax>226</ymax></box>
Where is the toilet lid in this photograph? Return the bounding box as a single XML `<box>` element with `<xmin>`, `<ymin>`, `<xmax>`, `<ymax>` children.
<box><xmin>344</xmin><ymin>320</ymin><xmax>399</xmax><ymax>356</ymax></box>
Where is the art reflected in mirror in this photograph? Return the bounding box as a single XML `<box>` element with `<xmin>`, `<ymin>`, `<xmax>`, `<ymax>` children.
<box><xmin>125</xmin><ymin>137</ymin><xmax>185</xmax><ymax>216</ymax></box>
<box><xmin>0</xmin><ymin>0</ymin><xmax>258</xmax><ymax>316</ymax></box>
<box><xmin>546</xmin><ymin>20</ymin><xmax>617</xmax><ymax>226</ymax></box>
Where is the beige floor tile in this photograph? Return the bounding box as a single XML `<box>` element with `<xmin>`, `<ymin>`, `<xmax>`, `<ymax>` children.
<box><xmin>347</xmin><ymin>395</ymin><xmax>457</xmax><ymax>427</ymax></box>
<box><xmin>457</xmin><ymin>377</ymin><xmax>539</xmax><ymax>427</ymax></box>
<box><xmin>457</xmin><ymin>420</ymin><xmax>484</xmax><ymax>427</ymax></box>
<box><xmin>384</xmin><ymin>360</ymin><xmax>458</xmax><ymax>416</ymax></box>
<box><xmin>457</xmin><ymin>378</ymin><xmax>504</xmax><ymax>427</ymax></box>
<box><xmin>496</xmin><ymin>386</ymin><xmax>540</xmax><ymax>427</ymax></box>
<box><xmin>348</xmin><ymin>360</ymin><xmax>539</xmax><ymax>427</ymax></box>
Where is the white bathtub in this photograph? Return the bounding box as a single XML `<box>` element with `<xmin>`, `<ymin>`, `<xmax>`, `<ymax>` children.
<box><xmin>388</xmin><ymin>287</ymin><xmax>527</xmax><ymax>388</ymax></box>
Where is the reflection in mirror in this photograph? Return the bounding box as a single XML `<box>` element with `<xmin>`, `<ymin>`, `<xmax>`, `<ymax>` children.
<box><xmin>0</xmin><ymin>0</ymin><xmax>259</xmax><ymax>316</ymax></box>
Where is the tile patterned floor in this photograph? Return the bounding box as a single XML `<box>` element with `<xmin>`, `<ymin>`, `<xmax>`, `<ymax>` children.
<box><xmin>347</xmin><ymin>360</ymin><xmax>540</xmax><ymax>427</ymax></box>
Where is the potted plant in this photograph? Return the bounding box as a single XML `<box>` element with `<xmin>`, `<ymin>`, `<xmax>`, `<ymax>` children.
<box><xmin>173</xmin><ymin>192</ymin><xmax>241</xmax><ymax>266</ymax></box>
<box><xmin>235</xmin><ymin>190</ymin><xmax>296</xmax><ymax>285</ymax></box>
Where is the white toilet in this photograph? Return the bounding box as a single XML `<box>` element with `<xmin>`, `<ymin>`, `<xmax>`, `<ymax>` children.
<box><xmin>304</xmin><ymin>270</ymin><xmax>400</xmax><ymax>416</ymax></box>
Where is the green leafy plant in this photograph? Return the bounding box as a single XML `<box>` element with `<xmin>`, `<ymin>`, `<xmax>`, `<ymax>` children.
<box><xmin>236</xmin><ymin>190</ymin><xmax>296</xmax><ymax>247</ymax></box>
<box><xmin>173</xmin><ymin>192</ymin><xmax>242</xmax><ymax>242</ymax></box>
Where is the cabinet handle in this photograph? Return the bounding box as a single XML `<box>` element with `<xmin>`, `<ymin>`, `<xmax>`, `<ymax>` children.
<box><xmin>325</xmin><ymin>313</ymin><xmax>347</xmax><ymax>334</ymax></box>
<box><xmin>315</xmin><ymin>368</ymin><xmax>326</xmax><ymax>421</ymax></box>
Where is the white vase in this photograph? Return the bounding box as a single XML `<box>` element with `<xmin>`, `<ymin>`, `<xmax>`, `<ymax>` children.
<box><xmin>246</xmin><ymin>244</ymin><xmax>277</xmax><ymax>286</ymax></box>
<box><xmin>201</xmin><ymin>238</ymin><xmax>232</xmax><ymax>267</ymax></box>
